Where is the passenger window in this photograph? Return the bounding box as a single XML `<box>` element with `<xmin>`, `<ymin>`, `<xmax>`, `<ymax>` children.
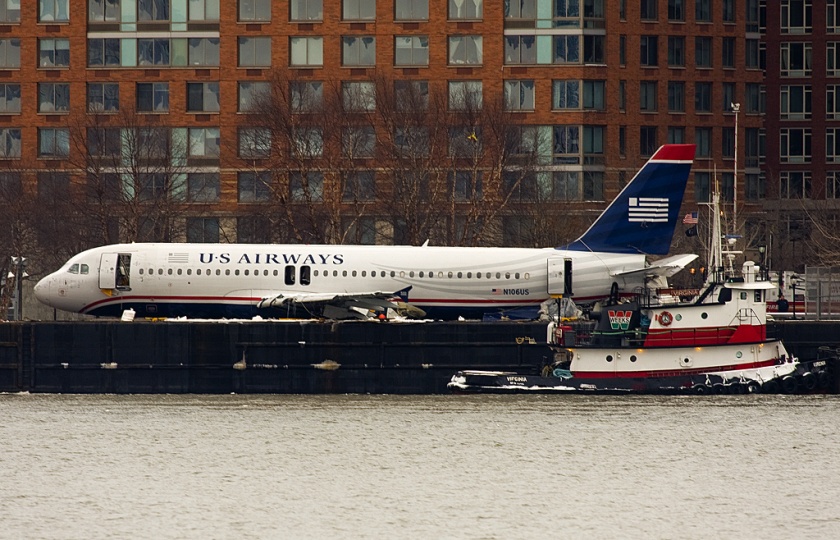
<box><xmin>301</xmin><ymin>265</ymin><xmax>311</xmax><ymax>285</ymax></box>
<box><xmin>216</xmin><ymin>269</ymin><xmax>221</xmax><ymax>276</ymax></box>
<box><xmin>177</xmin><ymin>269</ymin><xmax>183</xmax><ymax>275</ymax></box>
<box><xmin>225</xmin><ymin>269</ymin><xmax>231</xmax><ymax>276</ymax></box>
<box><xmin>361</xmin><ymin>270</ymin><xmax>366</xmax><ymax>277</ymax></box>
<box><xmin>285</xmin><ymin>265</ymin><xmax>295</xmax><ymax>285</ymax></box>
<box><xmin>139</xmin><ymin>268</ymin><xmax>144</xmax><ymax>275</ymax></box>
<box><xmin>244</xmin><ymin>269</ymin><xmax>249</xmax><ymax>276</ymax></box>
<box><xmin>419</xmin><ymin>271</ymin><xmax>425</xmax><ymax>278</ymax></box>
<box><xmin>197</xmin><ymin>269</ymin><xmax>202</xmax><ymax>276</ymax></box>
<box><xmin>187</xmin><ymin>269</ymin><xmax>192</xmax><ymax>276</ymax></box>
<box><xmin>69</xmin><ymin>264</ymin><xmax>79</xmax><ymax>274</ymax></box>
<box><xmin>158</xmin><ymin>269</ymin><xmax>163</xmax><ymax>275</ymax></box>
<box><xmin>168</xmin><ymin>269</ymin><xmax>173</xmax><ymax>275</ymax></box>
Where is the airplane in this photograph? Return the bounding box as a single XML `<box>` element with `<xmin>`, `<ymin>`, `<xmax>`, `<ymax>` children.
<box><xmin>34</xmin><ymin>144</ymin><xmax>698</xmax><ymax>320</ymax></box>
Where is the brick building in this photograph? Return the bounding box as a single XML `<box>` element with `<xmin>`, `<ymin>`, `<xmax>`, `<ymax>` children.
<box><xmin>0</xmin><ymin>1</ymin><xmax>786</xmax><ymax>262</ymax></box>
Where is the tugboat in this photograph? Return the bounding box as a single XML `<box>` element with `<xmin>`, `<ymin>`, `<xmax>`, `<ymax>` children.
<box><xmin>449</xmin><ymin>193</ymin><xmax>836</xmax><ymax>395</ymax></box>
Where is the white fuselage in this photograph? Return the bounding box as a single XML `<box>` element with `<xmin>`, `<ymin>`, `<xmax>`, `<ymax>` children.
<box><xmin>34</xmin><ymin>243</ymin><xmax>648</xmax><ymax>319</ymax></box>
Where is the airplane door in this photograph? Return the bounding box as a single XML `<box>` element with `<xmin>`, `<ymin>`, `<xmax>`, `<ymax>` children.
<box><xmin>547</xmin><ymin>258</ymin><xmax>573</xmax><ymax>296</ymax></box>
<box><xmin>99</xmin><ymin>253</ymin><xmax>132</xmax><ymax>290</ymax></box>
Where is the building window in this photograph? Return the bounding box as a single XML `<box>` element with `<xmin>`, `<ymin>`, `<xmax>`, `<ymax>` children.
<box><xmin>695</xmin><ymin>37</ymin><xmax>712</xmax><ymax>68</ymax></box>
<box><xmin>781</xmin><ymin>42</ymin><xmax>812</xmax><ymax>76</ymax></box>
<box><xmin>553</xmin><ymin>35</ymin><xmax>580</xmax><ymax>64</ymax></box>
<box><xmin>619</xmin><ymin>35</ymin><xmax>625</xmax><ymax>66</ymax></box>
<box><xmin>187</xmin><ymin>82</ymin><xmax>220</xmax><ymax>112</ymax></box>
<box><xmin>452</xmin><ymin>170</ymin><xmax>482</xmax><ymax>201</ymax></box>
<box><xmin>88</xmin><ymin>38</ymin><xmax>120</xmax><ymax>67</ymax></box>
<box><xmin>781</xmin><ymin>85</ymin><xmax>812</xmax><ymax>120</ymax></box>
<box><xmin>449</xmin><ymin>0</ymin><xmax>482</xmax><ymax>19</ymax></box>
<box><xmin>505</xmin><ymin>36</ymin><xmax>536</xmax><ymax>65</ymax></box>
<box><xmin>584</xmin><ymin>35</ymin><xmax>605</xmax><ymax>64</ymax></box>
<box><xmin>722</xmin><ymin>38</ymin><xmax>735</xmax><ymax>68</ymax></box>
<box><xmin>187</xmin><ymin>173</ymin><xmax>219</xmax><ymax>202</ymax></box>
<box><xmin>0</xmin><ymin>128</ymin><xmax>21</xmax><ymax>158</ymax></box>
<box><xmin>830</xmin><ymin>43</ymin><xmax>840</xmax><ymax>76</ymax></box>
<box><xmin>695</xmin><ymin>127</ymin><xmax>711</xmax><ymax>157</ymax></box>
<box><xmin>722</xmin><ymin>0</ymin><xmax>735</xmax><ymax>22</ymax></box>
<box><xmin>292</xmin><ymin>127</ymin><xmax>323</xmax><ymax>158</ymax></box>
<box><xmin>668</xmin><ymin>127</ymin><xmax>685</xmax><ymax>144</ymax></box>
<box><xmin>189</xmin><ymin>0</ymin><xmax>219</xmax><ymax>20</ymax></box>
<box><xmin>619</xmin><ymin>80</ymin><xmax>625</xmax><ymax>110</ymax></box>
<box><xmin>89</xmin><ymin>0</ymin><xmax>120</xmax><ymax>22</ymax></box>
<box><xmin>138</xmin><ymin>0</ymin><xmax>169</xmax><ymax>21</ymax></box>
<box><xmin>291</xmin><ymin>171</ymin><xmax>325</xmax><ymax>202</ymax></box>
<box><xmin>449</xmin><ymin>35</ymin><xmax>482</xmax><ymax>65</ymax></box>
<box><xmin>640</xmin><ymin>36</ymin><xmax>658</xmax><ymax>67</ymax></box>
<box><xmin>238</xmin><ymin>171</ymin><xmax>271</xmax><ymax>202</ymax></box>
<box><xmin>668</xmin><ymin>81</ymin><xmax>685</xmax><ymax>112</ymax></box>
<box><xmin>186</xmin><ymin>218</ymin><xmax>220</xmax><ymax>243</ymax></box>
<box><xmin>780</xmin><ymin>128</ymin><xmax>811</xmax><ymax>163</ymax></box>
<box><xmin>504</xmin><ymin>80</ymin><xmax>535</xmax><ymax>111</ymax></box>
<box><xmin>240</xmin><ymin>0</ymin><xmax>270</xmax><ymax>20</ymax></box>
<box><xmin>448</xmin><ymin>80</ymin><xmax>482</xmax><ymax>110</ymax></box>
<box><xmin>640</xmin><ymin>126</ymin><xmax>657</xmax><ymax>156</ymax></box>
<box><xmin>238</xmin><ymin>81</ymin><xmax>269</xmax><ymax>112</ymax></box>
<box><xmin>746</xmin><ymin>83</ymin><xmax>765</xmax><ymax>114</ymax></box>
<box><xmin>0</xmin><ymin>39</ymin><xmax>19</xmax><ymax>68</ymax></box>
<box><xmin>343</xmin><ymin>0</ymin><xmax>375</xmax><ymax>19</ymax></box>
<box><xmin>722</xmin><ymin>127</ymin><xmax>735</xmax><ymax>158</ymax></box>
<box><xmin>395</xmin><ymin>36</ymin><xmax>429</xmax><ymax>66</ymax></box>
<box><xmin>188</xmin><ymin>38</ymin><xmax>219</xmax><ymax>66</ymax></box>
<box><xmin>745</xmin><ymin>127</ymin><xmax>765</xmax><ymax>167</ymax></box>
<box><xmin>38</xmin><ymin>83</ymin><xmax>69</xmax><ymax>113</ymax></box>
<box><xmin>342</xmin><ymin>36</ymin><xmax>376</xmax><ymax>66</ymax></box>
<box><xmin>395</xmin><ymin>127</ymin><xmax>429</xmax><ymax>156</ymax></box>
<box><xmin>694</xmin><ymin>171</ymin><xmax>710</xmax><ymax>202</ymax></box>
<box><xmin>668</xmin><ymin>0</ymin><xmax>684</xmax><ymax>21</ymax></box>
<box><xmin>291</xmin><ymin>80</ymin><xmax>323</xmax><ymax>112</ymax></box>
<box><xmin>188</xmin><ymin>127</ymin><xmax>220</xmax><ymax>158</ymax></box>
<box><xmin>342</xmin><ymin>126</ymin><xmax>376</xmax><ymax>158</ymax></box>
<box><xmin>87</xmin><ymin>127</ymin><xmax>121</xmax><ymax>157</ymax></box>
<box><xmin>87</xmin><ymin>83</ymin><xmax>119</xmax><ymax>113</ymax></box>
<box><xmin>831</xmin><ymin>0</ymin><xmax>840</xmax><ymax>33</ymax></box>
<box><xmin>239</xmin><ymin>128</ymin><xmax>271</xmax><ymax>158</ymax></box>
<box><xmin>640</xmin><ymin>0</ymin><xmax>657</xmax><ymax>20</ymax></box>
<box><xmin>746</xmin><ymin>39</ymin><xmax>762</xmax><ymax>69</ymax></box>
<box><xmin>668</xmin><ymin>36</ymin><xmax>685</xmax><ymax>67</ymax></box>
<box><xmin>828</xmin><ymin>172</ymin><xmax>840</xmax><ymax>198</ymax></box>
<box><xmin>695</xmin><ymin>82</ymin><xmax>712</xmax><ymax>113</ymax></box>
<box><xmin>722</xmin><ymin>82</ymin><xmax>735</xmax><ymax>112</ymax></box>
<box><xmin>290</xmin><ymin>37</ymin><xmax>323</xmax><ymax>66</ymax></box>
<box><xmin>745</xmin><ymin>173</ymin><xmax>765</xmax><ymax>200</ymax></box>
<box><xmin>39</xmin><ymin>0</ymin><xmax>69</xmax><ymax>22</ymax></box>
<box><xmin>238</xmin><ymin>37</ymin><xmax>271</xmax><ymax>67</ymax></box>
<box><xmin>829</xmin><ymin>86</ymin><xmax>840</xmax><ymax>119</ymax></box>
<box><xmin>0</xmin><ymin>0</ymin><xmax>20</xmax><ymax>22</ymax></box>
<box><xmin>291</xmin><ymin>0</ymin><xmax>322</xmax><ymax>20</ymax></box>
<box><xmin>342</xmin><ymin>81</ymin><xmax>375</xmax><ymax>112</ymax></box>
<box><xmin>583</xmin><ymin>80</ymin><xmax>605</xmax><ymax>110</ymax></box>
<box><xmin>39</xmin><ymin>38</ymin><xmax>69</xmax><ymax>68</ymax></box>
<box><xmin>38</xmin><ymin>127</ymin><xmax>69</xmax><ymax>158</ymax></box>
<box><xmin>827</xmin><ymin>128</ymin><xmax>840</xmax><ymax>163</ymax></box>
<box><xmin>137</xmin><ymin>82</ymin><xmax>169</xmax><ymax>112</ymax></box>
<box><xmin>618</xmin><ymin>126</ymin><xmax>626</xmax><ymax>155</ymax></box>
<box><xmin>552</xmin><ymin>125</ymin><xmax>579</xmax><ymax>163</ymax></box>
<box><xmin>553</xmin><ymin>80</ymin><xmax>579</xmax><ymax>109</ymax></box>
<box><xmin>342</xmin><ymin>171</ymin><xmax>375</xmax><ymax>202</ymax></box>
<box><xmin>395</xmin><ymin>80</ymin><xmax>428</xmax><ymax>110</ymax></box>
<box><xmin>780</xmin><ymin>171</ymin><xmax>811</xmax><ymax>199</ymax></box>
<box><xmin>138</xmin><ymin>39</ymin><xmax>170</xmax><ymax>66</ymax></box>
<box><xmin>0</xmin><ymin>83</ymin><xmax>20</xmax><ymax>113</ymax></box>
<box><xmin>695</xmin><ymin>0</ymin><xmax>711</xmax><ymax>21</ymax></box>
<box><xmin>450</xmin><ymin>126</ymin><xmax>481</xmax><ymax>157</ymax></box>
<box><xmin>396</xmin><ymin>0</ymin><xmax>428</xmax><ymax>20</ymax></box>
<box><xmin>640</xmin><ymin>81</ymin><xmax>657</xmax><ymax>112</ymax></box>
<box><xmin>782</xmin><ymin>0</ymin><xmax>812</xmax><ymax>33</ymax></box>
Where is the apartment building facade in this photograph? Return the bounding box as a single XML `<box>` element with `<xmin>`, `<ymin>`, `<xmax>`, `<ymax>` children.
<box><xmin>0</xmin><ymin>0</ymin><xmax>772</xmax><ymax>258</ymax></box>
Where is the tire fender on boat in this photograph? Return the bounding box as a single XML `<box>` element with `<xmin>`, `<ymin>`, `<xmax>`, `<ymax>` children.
<box><xmin>746</xmin><ymin>381</ymin><xmax>761</xmax><ymax>394</ymax></box>
<box><xmin>781</xmin><ymin>375</ymin><xmax>798</xmax><ymax>394</ymax></box>
<box><xmin>801</xmin><ymin>372</ymin><xmax>817</xmax><ymax>391</ymax></box>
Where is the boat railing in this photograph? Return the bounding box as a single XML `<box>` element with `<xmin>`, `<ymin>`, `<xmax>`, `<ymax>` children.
<box><xmin>584</xmin><ymin>325</ymin><xmax>740</xmax><ymax>347</ymax></box>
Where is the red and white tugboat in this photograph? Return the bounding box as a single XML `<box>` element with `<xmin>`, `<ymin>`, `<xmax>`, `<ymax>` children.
<box><xmin>449</xmin><ymin>194</ymin><xmax>834</xmax><ymax>394</ymax></box>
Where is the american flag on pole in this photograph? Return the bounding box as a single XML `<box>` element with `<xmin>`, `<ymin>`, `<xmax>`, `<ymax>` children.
<box><xmin>683</xmin><ymin>211</ymin><xmax>698</xmax><ymax>225</ymax></box>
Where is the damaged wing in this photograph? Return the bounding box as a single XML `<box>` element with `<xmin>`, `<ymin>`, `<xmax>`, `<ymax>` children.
<box><xmin>612</xmin><ymin>253</ymin><xmax>699</xmax><ymax>280</ymax></box>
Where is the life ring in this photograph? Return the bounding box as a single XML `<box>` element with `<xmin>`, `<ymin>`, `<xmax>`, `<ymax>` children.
<box><xmin>659</xmin><ymin>311</ymin><xmax>674</xmax><ymax>326</ymax></box>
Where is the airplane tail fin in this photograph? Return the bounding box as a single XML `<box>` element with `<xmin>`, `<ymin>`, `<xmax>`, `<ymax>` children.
<box><xmin>562</xmin><ymin>144</ymin><xmax>696</xmax><ymax>255</ymax></box>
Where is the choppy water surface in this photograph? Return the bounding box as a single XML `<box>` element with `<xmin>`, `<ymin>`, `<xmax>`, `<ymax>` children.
<box><xmin>2</xmin><ymin>394</ymin><xmax>839</xmax><ymax>540</ymax></box>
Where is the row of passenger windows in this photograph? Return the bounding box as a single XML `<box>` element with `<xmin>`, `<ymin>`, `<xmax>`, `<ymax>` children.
<box><xmin>134</xmin><ymin>265</ymin><xmax>531</xmax><ymax>284</ymax></box>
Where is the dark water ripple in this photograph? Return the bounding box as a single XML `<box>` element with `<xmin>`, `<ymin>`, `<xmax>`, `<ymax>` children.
<box><xmin>2</xmin><ymin>394</ymin><xmax>839</xmax><ymax>539</ymax></box>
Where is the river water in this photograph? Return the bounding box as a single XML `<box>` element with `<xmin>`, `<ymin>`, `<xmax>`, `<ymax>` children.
<box><xmin>2</xmin><ymin>393</ymin><xmax>839</xmax><ymax>540</ymax></box>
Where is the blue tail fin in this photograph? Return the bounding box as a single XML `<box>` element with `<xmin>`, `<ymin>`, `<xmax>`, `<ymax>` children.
<box><xmin>562</xmin><ymin>144</ymin><xmax>696</xmax><ymax>255</ymax></box>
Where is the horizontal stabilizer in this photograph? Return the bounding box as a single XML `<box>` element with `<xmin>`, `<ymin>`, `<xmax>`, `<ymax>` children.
<box><xmin>613</xmin><ymin>253</ymin><xmax>699</xmax><ymax>280</ymax></box>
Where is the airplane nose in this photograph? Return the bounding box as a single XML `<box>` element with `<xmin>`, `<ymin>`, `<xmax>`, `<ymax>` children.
<box><xmin>34</xmin><ymin>276</ymin><xmax>50</xmax><ymax>305</ymax></box>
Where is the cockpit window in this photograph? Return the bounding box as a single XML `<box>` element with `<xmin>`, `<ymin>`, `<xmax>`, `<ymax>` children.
<box><xmin>80</xmin><ymin>264</ymin><xmax>89</xmax><ymax>274</ymax></box>
<box><xmin>69</xmin><ymin>264</ymin><xmax>79</xmax><ymax>274</ymax></box>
